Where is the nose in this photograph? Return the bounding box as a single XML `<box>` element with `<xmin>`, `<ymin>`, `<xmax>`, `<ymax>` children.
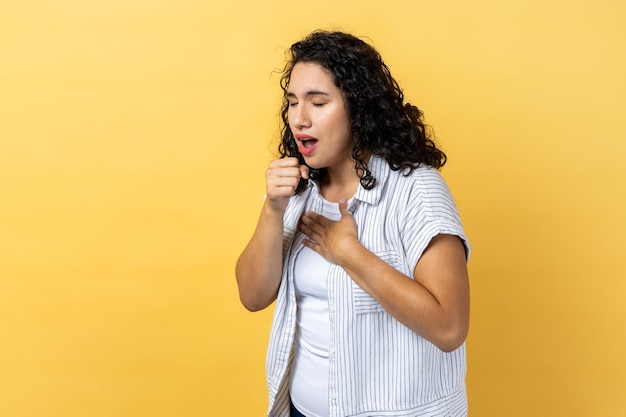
<box><xmin>290</xmin><ymin>104</ymin><xmax>311</xmax><ymax>130</ymax></box>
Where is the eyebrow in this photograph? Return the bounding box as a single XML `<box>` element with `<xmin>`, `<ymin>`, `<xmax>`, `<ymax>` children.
<box><xmin>286</xmin><ymin>90</ymin><xmax>330</xmax><ymax>99</ymax></box>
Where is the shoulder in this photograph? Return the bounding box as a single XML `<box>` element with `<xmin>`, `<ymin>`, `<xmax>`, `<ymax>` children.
<box><xmin>382</xmin><ymin>166</ymin><xmax>460</xmax><ymax>225</ymax></box>
<box><xmin>386</xmin><ymin>165</ymin><xmax>451</xmax><ymax>197</ymax></box>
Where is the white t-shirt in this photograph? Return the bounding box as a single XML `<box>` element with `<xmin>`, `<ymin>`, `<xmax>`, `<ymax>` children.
<box><xmin>289</xmin><ymin>199</ymin><xmax>344</xmax><ymax>417</ymax></box>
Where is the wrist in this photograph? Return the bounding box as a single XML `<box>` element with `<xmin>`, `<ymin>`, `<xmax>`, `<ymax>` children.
<box><xmin>262</xmin><ymin>199</ymin><xmax>287</xmax><ymax>218</ymax></box>
<box><xmin>335</xmin><ymin>236</ymin><xmax>363</xmax><ymax>266</ymax></box>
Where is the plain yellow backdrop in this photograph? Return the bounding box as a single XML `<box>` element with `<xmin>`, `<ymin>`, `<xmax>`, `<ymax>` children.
<box><xmin>1</xmin><ymin>0</ymin><xmax>625</xmax><ymax>416</ymax></box>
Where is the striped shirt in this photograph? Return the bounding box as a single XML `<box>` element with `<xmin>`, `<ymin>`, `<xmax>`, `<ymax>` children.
<box><xmin>266</xmin><ymin>155</ymin><xmax>470</xmax><ymax>417</ymax></box>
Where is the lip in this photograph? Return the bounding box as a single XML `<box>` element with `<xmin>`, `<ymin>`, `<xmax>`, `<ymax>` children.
<box><xmin>295</xmin><ymin>133</ymin><xmax>318</xmax><ymax>156</ymax></box>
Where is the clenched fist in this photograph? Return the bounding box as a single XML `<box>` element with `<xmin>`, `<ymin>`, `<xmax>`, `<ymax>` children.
<box><xmin>265</xmin><ymin>157</ymin><xmax>309</xmax><ymax>212</ymax></box>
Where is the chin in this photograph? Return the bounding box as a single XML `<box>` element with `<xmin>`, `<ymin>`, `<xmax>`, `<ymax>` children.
<box><xmin>305</xmin><ymin>162</ymin><xmax>326</xmax><ymax>170</ymax></box>
<box><xmin>300</xmin><ymin>157</ymin><xmax>320</xmax><ymax>169</ymax></box>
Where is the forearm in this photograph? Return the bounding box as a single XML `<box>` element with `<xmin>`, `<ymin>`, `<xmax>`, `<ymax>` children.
<box><xmin>235</xmin><ymin>202</ymin><xmax>286</xmax><ymax>311</ymax></box>
<box><xmin>337</xmin><ymin>237</ymin><xmax>469</xmax><ymax>352</ymax></box>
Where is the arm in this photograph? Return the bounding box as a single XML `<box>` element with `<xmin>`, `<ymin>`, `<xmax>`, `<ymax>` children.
<box><xmin>300</xmin><ymin>201</ymin><xmax>469</xmax><ymax>352</ymax></box>
<box><xmin>235</xmin><ymin>157</ymin><xmax>309</xmax><ymax>312</ymax></box>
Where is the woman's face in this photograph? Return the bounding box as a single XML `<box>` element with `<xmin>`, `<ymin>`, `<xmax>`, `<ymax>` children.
<box><xmin>287</xmin><ymin>62</ymin><xmax>353</xmax><ymax>172</ymax></box>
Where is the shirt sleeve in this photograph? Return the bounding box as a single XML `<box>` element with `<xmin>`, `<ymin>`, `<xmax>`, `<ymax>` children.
<box><xmin>400</xmin><ymin>168</ymin><xmax>470</xmax><ymax>274</ymax></box>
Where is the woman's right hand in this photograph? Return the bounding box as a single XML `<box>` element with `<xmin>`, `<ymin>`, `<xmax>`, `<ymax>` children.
<box><xmin>265</xmin><ymin>157</ymin><xmax>309</xmax><ymax>212</ymax></box>
<box><xmin>235</xmin><ymin>157</ymin><xmax>309</xmax><ymax>311</ymax></box>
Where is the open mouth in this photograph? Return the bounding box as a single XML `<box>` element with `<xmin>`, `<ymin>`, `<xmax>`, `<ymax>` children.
<box><xmin>301</xmin><ymin>138</ymin><xmax>318</xmax><ymax>148</ymax></box>
<box><xmin>297</xmin><ymin>137</ymin><xmax>318</xmax><ymax>156</ymax></box>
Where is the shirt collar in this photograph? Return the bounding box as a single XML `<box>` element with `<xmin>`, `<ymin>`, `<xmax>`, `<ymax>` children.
<box><xmin>353</xmin><ymin>154</ymin><xmax>388</xmax><ymax>206</ymax></box>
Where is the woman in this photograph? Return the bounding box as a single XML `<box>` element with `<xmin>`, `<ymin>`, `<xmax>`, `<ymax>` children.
<box><xmin>236</xmin><ymin>30</ymin><xmax>470</xmax><ymax>417</ymax></box>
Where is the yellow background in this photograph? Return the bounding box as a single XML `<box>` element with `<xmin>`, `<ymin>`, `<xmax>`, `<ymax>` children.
<box><xmin>1</xmin><ymin>1</ymin><xmax>625</xmax><ymax>416</ymax></box>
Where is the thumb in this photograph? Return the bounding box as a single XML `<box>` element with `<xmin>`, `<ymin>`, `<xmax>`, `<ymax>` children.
<box><xmin>338</xmin><ymin>198</ymin><xmax>350</xmax><ymax>216</ymax></box>
<box><xmin>300</xmin><ymin>164</ymin><xmax>310</xmax><ymax>179</ymax></box>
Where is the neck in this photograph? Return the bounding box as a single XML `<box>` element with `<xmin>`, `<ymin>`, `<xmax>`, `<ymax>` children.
<box><xmin>319</xmin><ymin>149</ymin><xmax>371</xmax><ymax>202</ymax></box>
<box><xmin>321</xmin><ymin>161</ymin><xmax>361</xmax><ymax>203</ymax></box>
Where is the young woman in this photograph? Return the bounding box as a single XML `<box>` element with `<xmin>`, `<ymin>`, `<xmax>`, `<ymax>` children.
<box><xmin>236</xmin><ymin>30</ymin><xmax>470</xmax><ymax>417</ymax></box>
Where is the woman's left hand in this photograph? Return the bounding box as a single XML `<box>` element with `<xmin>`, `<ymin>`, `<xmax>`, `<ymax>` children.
<box><xmin>299</xmin><ymin>199</ymin><xmax>358</xmax><ymax>265</ymax></box>
<box><xmin>300</xmin><ymin>199</ymin><xmax>470</xmax><ymax>352</ymax></box>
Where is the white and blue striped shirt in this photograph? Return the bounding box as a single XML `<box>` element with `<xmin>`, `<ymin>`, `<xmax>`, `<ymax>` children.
<box><xmin>266</xmin><ymin>155</ymin><xmax>470</xmax><ymax>417</ymax></box>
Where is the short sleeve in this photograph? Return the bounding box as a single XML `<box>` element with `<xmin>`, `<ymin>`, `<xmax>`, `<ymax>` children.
<box><xmin>401</xmin><ymin>168</ymin><xmax>470</xmax><ymax>273</ymax></box>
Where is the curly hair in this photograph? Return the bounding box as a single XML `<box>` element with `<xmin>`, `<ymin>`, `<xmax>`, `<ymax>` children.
<box><xmin>278</xmin><ymin>30</ymin><xmax>446</xmax><ymax>194</ymax></box>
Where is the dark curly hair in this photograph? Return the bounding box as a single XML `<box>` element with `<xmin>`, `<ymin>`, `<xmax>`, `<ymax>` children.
<box><xmin>278</xmin><ymin>30</ymin><xmax>446</xmax><ymax>194</ymax></box>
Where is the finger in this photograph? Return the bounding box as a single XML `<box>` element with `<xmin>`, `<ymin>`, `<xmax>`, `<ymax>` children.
<box><xmin>268</xmin><ymin>179</ymin><xmax>301</xmax><ymax>194</ymax></box>
<box><xmin>300</xmin><ymin>214</ymin><xmax>326</xmax><ymax>238</ymax></box>
<box><xmin>338</xmin><ymin>199</ymin><xmax>351</xmax><ymax>217</ymax></box>
<box><xmin>269</xmin><ymin>157</ymin><xmax>300</xmax><ymax>168</ymax></box>
<box><xmin>300</xmin><ymin>214</ymin><xmax>318</xmax><ymax>232</ymax></box>
<box><xmin>302</xmin><ymin>238</ymin><xmax>321</xmax><ymax>254</ymax></box>
<box><xmin>299</xmin><ymin>221</ymin><xmax>316</xmax><ymax>240</ymax></box>
<box><xmin>267</xmin><ymin>166</ymin><xmax>302</xmax><ymax>180</ymax></box>
<box><xmin>302</xmin><ymin>210</ymin><xmax>328</xmax><ymax>227</ymax></box>
<box><xmin>300</xmin><ymin>225</ymin><xmax>321</xmax><ymax>246</ymax></box>
<box><xmin>266</xmin><ymin>159</ymin><xmax>300</xmax><ymax>180</ymax></box>
<box><xmin>300</xmin><ymin>164</ymin><xmax>310</xmax><ymax>179</ymax></box>
<box><xmin>266</xmin><ymin>168</ymin><xmax>301</xmax><ymax>199</ymax></box>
